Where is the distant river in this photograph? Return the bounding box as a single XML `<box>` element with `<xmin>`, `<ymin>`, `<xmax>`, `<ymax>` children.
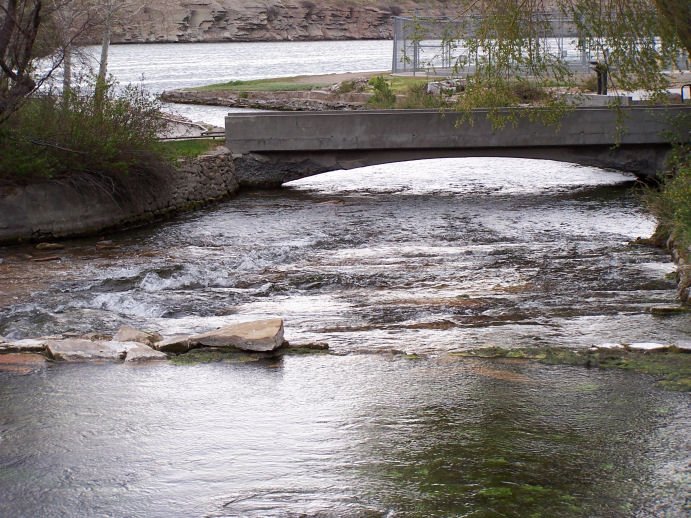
<box><xmin>60</xmin><ymin>40</ymin><xmax>393</xmax><ymax>126</ymax></box>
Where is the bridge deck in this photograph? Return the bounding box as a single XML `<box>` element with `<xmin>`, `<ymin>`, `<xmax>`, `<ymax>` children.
<box><xmin>225</xmin><ymin>106</ymin><xmax>690</xmax><ymax>185</ymax></box>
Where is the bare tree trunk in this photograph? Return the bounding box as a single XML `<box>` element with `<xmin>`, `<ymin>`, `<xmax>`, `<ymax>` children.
<box><xmin>63</xmin><ymin>45</ymin><xmax>72</xmax><ymax>95</ymax></box>
<box><xmin>94</xmin><ymin>11</ymin><xmax>111</xmax><ymax>109</ymax></box>
<box><xmin>97</xmin><ymin>14</ymin><xmax>110</xmax><ymax>86</ymax></box>
<box><xmin>0</xmin><ymin>0</ymin><xmax>42</xmax><ymax>122</ymax></box>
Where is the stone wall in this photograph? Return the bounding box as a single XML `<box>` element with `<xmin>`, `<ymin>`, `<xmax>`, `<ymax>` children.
<box><xmin>0</xmin><ymin>149</ymin><xmax>238</xmax><ymax>244</ymax></box>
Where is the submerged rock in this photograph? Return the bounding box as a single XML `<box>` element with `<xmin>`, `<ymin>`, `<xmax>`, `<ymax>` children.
<box><xmin>35</xmin><ymin>242</ymin><xmax>64</xmax><ymax>250</ymax></box>
<box><xmin>191</xmin><ymin>318</ymin><xmax>285</xmax><ymax>352</ymax></box>
<box><xmin>627</xmin><ymin>342</ymin><xmax>670</xmax><ymax>352</ymax></box>
<box><xmin>113</xmin><ymin>325</ymin><xmax>162</xmax><ymax>346</ymax></box>
<box><xmin>283</xmin><ymin>341</ymin><xmax>330</xmax><ymax>352</ymax></box>
<box><xmin>31</xmin><ymin>255</ymin><xmax>61</xmax><ymax>262</ymax></box>
<box><xmin>0</xmin><ymin>353</ymin><xmax>47</xmax><ymax>374</ymax></box>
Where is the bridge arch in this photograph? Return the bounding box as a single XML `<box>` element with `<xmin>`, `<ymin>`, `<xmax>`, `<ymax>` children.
<box><xmin>226</xmin><ymin>107</ymin><xmax>690</xmax><ymax>188</ymax></box>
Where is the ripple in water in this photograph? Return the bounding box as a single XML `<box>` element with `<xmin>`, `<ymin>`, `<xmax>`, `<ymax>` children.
<box><xmin>0</xmin><ymin>157</ymin><xmax>688</xmax><ymax>517</ymax></box>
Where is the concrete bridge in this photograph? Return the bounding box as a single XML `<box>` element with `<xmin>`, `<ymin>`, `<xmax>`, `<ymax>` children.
<box><xmin>225</xmin><ymin>106</ymin><xmax>690</xmax><ymax>187</ymax></box>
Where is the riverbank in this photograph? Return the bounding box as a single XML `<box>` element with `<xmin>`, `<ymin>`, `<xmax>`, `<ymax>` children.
<box><xmin>0</xmin><ymin>146</ymin><xmax>237</xmax><ymax>244</ymax></box>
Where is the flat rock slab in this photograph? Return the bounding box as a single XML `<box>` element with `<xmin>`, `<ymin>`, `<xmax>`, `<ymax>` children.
<box><xmin>46</xmin><ymin>339</ymin><xmax>131</xmax><ymax>361</ymax></box>
<box><xmin>594</xmin><ymin>343</ymin><xmax>626</xmax><ymax>350</ymax></box>
<box><xmin>124</xmin><ymin>343</ymin><xmax>168</xmax><ymax>362</ymax></box>
<box><xmin>627</xmin><ymin>342</ymin><xmax>670</xmax><ymax>352</ymax></box>
<box><xmin>2</xmin><ymin>338</ymin><xmax>48</xmax><ymax>354</ymax></box>
<box><xmin>191</xmin><ymin>318</ymin><xmax>285</xmax><ymax>352</ymax></box>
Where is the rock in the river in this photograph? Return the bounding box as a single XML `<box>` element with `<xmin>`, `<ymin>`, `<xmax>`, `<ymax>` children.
<box><xmin>124</xmin><ymin>343</ymin><xmax>168</xmax><ymax>362</ymax></box>
<box><xmin>35</xmin><ymin>242</ymin><xmax>64</xmax><ymax>250</ymax></box>
<box><xmin>649</xmin><ymin>306</ymin><xmax>690</xmax><ymax>316</ymax></box>
<box><xmin>191</xmin><ymin>318</ymin><xmax>285</xmax><ymax>352</ymax></box>
<box><xmin>155</xmin><ymin>335</ymin><xmax>194</xmax><ymax>354</ymax></box>
<box><xmin>283</xmin><ymin>341</ymin><xmax>330</xmax><ymax>352</ymax></box>
<box><xmin>627</xmin><ymin>342</ymin><xmax>670</xmax><ymax>352</ymax></box>
<box><xmin>113</xmin><ymin>325</ymin><xmax>162</xmax><ymax>346</ymax></box>
<box><xmin>595</xmin><ymin>343</ymin><xmax>625</xmax><ymax>350</ymax></box>
<box><xmin>675</xmin><ymin>341</ymin><xmax>691</xmax><ymax>352</ymax></box>
<box><xmin>45</xmin><ymin>339</ymin><xmax>131</xmax><ymax>361</ymax></box>
<box><xmin>31</xmin><ymin>255</ymin><xmax>61</xmax><ymax>262</ymax></box>
<box><xmin>2</xmin><ymin>338</ymin><xmax>48</xmax><ymax>354</ymax></box>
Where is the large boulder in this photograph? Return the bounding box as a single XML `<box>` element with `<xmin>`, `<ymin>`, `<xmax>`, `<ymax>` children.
<box><xmin>191</xmin><ymin>318</ymin><xmax>285</xmax><ymax>352</ymax></box>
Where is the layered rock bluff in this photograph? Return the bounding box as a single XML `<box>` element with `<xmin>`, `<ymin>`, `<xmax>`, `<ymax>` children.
<box><xmin>112</xmin><ymin>1</ymin><xmax>454</xmax><ymax>43</ymax></box>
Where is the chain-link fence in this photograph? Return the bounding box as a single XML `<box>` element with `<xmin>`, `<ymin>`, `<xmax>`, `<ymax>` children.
<box><xmin>391</xmin><ymin>14</ymin><xmax>689</xmax><ymax>77</ymax></box>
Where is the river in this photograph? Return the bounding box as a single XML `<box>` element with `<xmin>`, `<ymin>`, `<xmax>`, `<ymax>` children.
<box><xmin>1</xmin><ymin>41</ymin><xmax>690</xmax><ymax>517</ymax></box>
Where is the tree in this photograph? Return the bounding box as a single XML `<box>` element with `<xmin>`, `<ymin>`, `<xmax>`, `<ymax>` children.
<box><xmin>0</xmin><ymin>0</ymin><xmax>44</xmax><ymax>121</ymax></box>
<box><xmin>653</xmin><ymin>0</ymin><xmax>691</xmax><ymax>55</ymax></box>
<box><xmin>93</xmin><ymin>0</ymin><xmax>174</xmax><ymax>107</ymax></box>
<box><xmin>0</xmin><ymin>0</ymin><xmax>98</xmax><ymax>121</ymax></box>
<box><xmin>405</xmin><ymin>0</ymin><xmax>689</xmax><ymax>113</ymax></box>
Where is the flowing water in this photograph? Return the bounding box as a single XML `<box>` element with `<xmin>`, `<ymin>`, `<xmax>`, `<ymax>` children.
<box><xmin>2</xmin><ymin>43</ymin><xmax>690</xmax><ymax>517</ymax></box>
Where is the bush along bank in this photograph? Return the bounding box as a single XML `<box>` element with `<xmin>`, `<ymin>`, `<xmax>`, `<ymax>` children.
<box><xmin>0</xmin><ymin>84</ymin><xmax>239</xmax><ymax>244</ymax></box>
<box><xmin>644</xmin><ymin>144</ymin><xmax>691</xmax><ymax>304</ymax></box>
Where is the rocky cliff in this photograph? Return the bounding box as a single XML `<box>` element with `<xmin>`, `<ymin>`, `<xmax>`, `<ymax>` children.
<box><xmin>111</xmin><ymin>1</ymin><xmax>454</xmax><ymax>43</ymax></box>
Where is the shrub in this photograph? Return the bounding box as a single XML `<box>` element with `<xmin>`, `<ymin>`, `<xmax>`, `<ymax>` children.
<box><xmin>337</xmin><ymin>80</ymin><xmax>356</xmax><ymax>94</ymax></box>
<box><xmin>0</xmin><ymin>82</ymin><xmax>168</xmax><ymax>193</ymax></box>
<box><xmin>397</xmin><ymin>82</ymin><xmax>447</xmax><ymax>109</ymax></box>
<box><xmin>645</xmin><ymin>145</ymin><xmax>691</xmax><ymax>249</ymax></box>
<box><xmin>367</xmin><ymin>76</ymin><xmax>396</xmax><ymax>109</ymax></box>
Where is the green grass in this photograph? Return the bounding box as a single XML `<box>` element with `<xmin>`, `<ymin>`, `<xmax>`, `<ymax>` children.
<box><xmin>190</xmin><ymin>78</ymin><xmax>324</xmax><ymax>92</ymax></box>
<box><xmin>190</xmin><ymin>74</ymin><xmax>431</xmax><ymax>94</ymax></box>
<box><xmin>158</xmin><ymin>139</ymin><xmax>224</xmax><ymax>159</ymax></box>
<box><xmin>385</xmin><ymin>75</ymin><xmax>430</xmax><ymax>93</ymax></box>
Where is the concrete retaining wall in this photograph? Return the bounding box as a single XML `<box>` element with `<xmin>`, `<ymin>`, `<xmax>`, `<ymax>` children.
<box><xmin>0</xmin><ymin>149</ymin><xmax>238</xmax><ymax>244</ymax></box>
